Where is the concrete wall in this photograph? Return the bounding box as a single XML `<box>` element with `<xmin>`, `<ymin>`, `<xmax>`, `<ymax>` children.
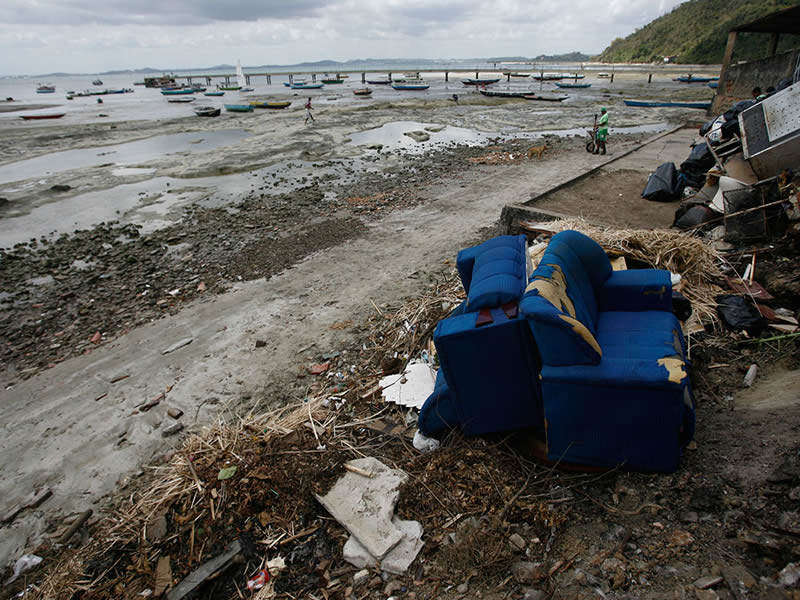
<box><xmin>712</xmin><ymin>48</ymin><xmax>800</xmax><ymax>114</ymax></box>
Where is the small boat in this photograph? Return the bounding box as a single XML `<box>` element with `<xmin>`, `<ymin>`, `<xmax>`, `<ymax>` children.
<box><xmin>194</xmin><ymin>106</ymin><xmax>221</xmax><ymax>117</ymax></box>
<box><xmin>353</xmin><ymin>88</ymin><xmax>372</xmax><ymax>96</ymax></box>
<box><xmin>190</xmin><ymin>85</ymin><xmax>207</xmax><ymax>92</ymax></box>
<box><xmin>204</xmin><ymin>91</ymin><xmax>225</xmax><ymax>96</ymax></box>
<box><xmin>224</xmin><ymin>103</ymin><xmax>254</xmax><ymax>112</ymax></box>
<box><xmin>133</xmin><ymin>81</ymin><xmax>146</xmax><ymax>86</ymax></box>
<box><xmin>555</xmin><ymin>82</ymin><xmax>591</xmax><ymax>89</ymax></box>
<box><xmin>240</xmin><ymin>87</ymin><xmax>255</xmax><ymax>92</ymax></box>
<box><xmin>249</xmin><ymin>100</ymin><xmax>291</xmax><ymax>109</ymax></box>
<box><xmin>522</xmin><ymin>94</ymin><xmax>569</xmax><ymax>102</ymax></box>
<box><xmin>462</xmin><ymin>78</ymin><xmax>501</xmax><ymax>86</ymax></box>
<box><xmin>597</xmin><ymin>72</ymin><xmax>611</xmax><ymax>78</ymax></box>
<box><xmin>161</xmin><ymin>89</ymin><xmax>194</xmax><ymax>95</ymax></box>
<box><xmin>504</xmin><ymin>72</ymin><xmax>530</xmax><ymax>78</ymax></box>
<box><xmin>707</xmin><ymin>82</ymin><xmax>718</xmax><ymax>89</ymax></box>
<box><xmin>291</xmin><ymin>82</ymin><xmax>324</xmax><ymax>89</ymax></box>
<box><xmin>284</xmin><ymin>78</ymin><xmax>307</xmax><ymax>87</ymax></box>
<box><xmin>531</xmin><ymin>73</ymin><xmax>564</xmax><ymax>81</ymax></box>
<box><xmin>478</xmin><ymin>89</ymin><xmax>528</xmax><ymax>98</ymax></box>
<box><xmin>674</xmin><ymin>76</ymin><xmax>718</xmax><ymax>83</ymax></box>
<box><xmin>20</xmin><ymin>113</ymin><xmax>66</xmax><ymax>120</ymax></box>
<box><xmin>167</xmin><ymin>96</ymin><xmax>196</xmax><ymax>103</ymax></box>
<box><xmin>623</xmin><ymin>99</ymin><xmax>711</xmax><ymax>109</ymax></box>
<box><xmin>144</xmin><ymin>76</ymin><xmax>176</xmax><ymax>88</ymax></box>
<box><xmin>36</xmin><ymin>84</ymin><xmax>55</xmax><ymax>93</ymax></box>
<box><xmin>218</xmin><ymin>85</ymin><xmax>242</xmax><ymax>91</ymax></box>
<box><xmin>366</xmin><ymin>79</ymin><xmax>391</xmax><ymax>85</ymax></box>
<box><xmin>392</xmin><ymin>78</ymin><xmax>430</xmax><ymax>90</ymax></box>
<box><xmin>321</xmin><ymin>78</ymin><xmax>344</xmax><ymax>84</ymax></box>
<box><xmin>92</xmin><ymin>79</ymin><xmax>103</xmax><ymax>85</ymax></box>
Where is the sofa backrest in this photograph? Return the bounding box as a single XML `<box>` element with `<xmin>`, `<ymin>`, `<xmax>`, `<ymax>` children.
<box><xmin>456</xmin><ymin>235</ymin><xmax>530</xmax><ymax>312</ymax></box>
<box><xmin>520</xmin><ymin>230</ymin><xmax>613</xmax><ymax>366</ymax></box>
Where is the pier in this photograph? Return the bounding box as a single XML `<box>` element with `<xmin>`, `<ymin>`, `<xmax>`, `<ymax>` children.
<box><xmin>166</xmin><ymin>64</ymin><xmax>721</xmax><ymax>87</ymax></box>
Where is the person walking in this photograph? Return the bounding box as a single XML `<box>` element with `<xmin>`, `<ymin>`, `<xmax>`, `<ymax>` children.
<box><xmin>594</xmin><ymin>107</ymin><xmax>608</xmax><ymax>155</ymax></box>
<box><xmin>304</xmin><ymin>97</ymin><xmax>315</xmax><ymax>124</ymax></box>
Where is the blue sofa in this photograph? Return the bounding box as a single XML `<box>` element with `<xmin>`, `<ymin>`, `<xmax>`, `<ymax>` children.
<box><xmin>419</xmin><ymin>230</ymin><xmax>695</xmax><ymax>473</ymax></box>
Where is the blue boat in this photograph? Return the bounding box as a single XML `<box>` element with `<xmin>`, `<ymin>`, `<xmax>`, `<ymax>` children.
<box><xmin>555</xmin><ymin>82</ymin><xmax>591</xmax><ymax>89</ymax></box>
<box><xmin>291</xmin><ymin>83</ymin><xmax>324</xmax><ymax>89</ymax></box>
<box><xmin>224</xmin><ymin>104</ymin><xmax>254</xmax><ymax>112</ymax></box>
<box><xmin>674</xmin><ymin>76</ymin><xmax>719</xmax><ymax>83</ymax></box>
<box><xmin>707</xmin><ymin>82</ymin><xmax>718</xmax><ymax>89</ymax></box>
<box><xmin>624</xmin><ymin>99</ymin><xmax>711</xmax><ymax>109</ymax></box>
<box><xmin>204</xmin><ymin>91</ymin><xmax>225</xmax><ymax>96</ymax></box>
<box><xmin>392</xmin><ymin>82</ymin><xmax>430</xmax><ymax>90</ymax></box>
<box><xmin>161</xmin><ymin>89</ymin><xmax>194</xmax><ymax>95</ymax></box>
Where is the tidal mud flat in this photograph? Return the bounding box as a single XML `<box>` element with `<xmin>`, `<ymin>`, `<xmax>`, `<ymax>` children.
<box><xmin>0</xmin><ymin>81</ymin><xmax>711</xmax><ymax>568</ymax></box>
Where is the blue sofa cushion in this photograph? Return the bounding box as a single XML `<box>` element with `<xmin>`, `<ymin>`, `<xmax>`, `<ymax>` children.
<box><xmin>597</xmin><ymin>311</ymin><xmax>686</xmax><ymax>360</ymax></box>
<box><xmin>456</xmin><ymin>235</ymin><xmax>528</xmax><ymax>311</ymax></box>
<box><xmin>598</xmin><ymin>270</ymin><xmax>672</xmax><ymax>313</ymax></box>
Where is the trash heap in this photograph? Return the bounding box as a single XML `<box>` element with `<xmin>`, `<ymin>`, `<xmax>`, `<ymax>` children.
<box><xmin>7</xmin><ymin>226</ymin><xmax>800</xmax><ymax>600</ymax></box>
<box><xmin>639</xmin><ymin>81</ymin><xmax>800</xmax><ymax>251</ymax></box>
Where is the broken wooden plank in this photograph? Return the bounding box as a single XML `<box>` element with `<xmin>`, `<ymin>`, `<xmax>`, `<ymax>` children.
<box><xmin>166</xmin><ymin>541</ymin><xmax>241</xmax><ymax>600</ymax></box>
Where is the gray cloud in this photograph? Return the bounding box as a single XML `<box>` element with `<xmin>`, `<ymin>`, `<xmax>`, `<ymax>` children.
<box><xmin>0</xmin><ymin>0</ymin><xmax>327</xmax><ymax>25</ymax></box>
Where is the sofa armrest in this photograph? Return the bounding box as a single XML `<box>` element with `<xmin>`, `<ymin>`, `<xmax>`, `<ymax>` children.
<box><xmin>598</xmin><ymin>270</ymin><xmax>672</xmax><ymax>313</ymax></box>
<box><xmin>541</xmin><ymin>355</ymin><xmax>688</xmax><ymax>390</ymax></box>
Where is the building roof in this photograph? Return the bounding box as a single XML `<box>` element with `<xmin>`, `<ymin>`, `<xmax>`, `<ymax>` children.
<box><xmin>732</xmin><ymin>5</ymin><xmax>800</xmax><ymax>33</ymax></box>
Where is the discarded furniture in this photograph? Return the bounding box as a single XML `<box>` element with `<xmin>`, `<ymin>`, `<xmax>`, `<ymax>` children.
<box><xmin>418</xmin><ymin>235</ymin><xmax>544</xmax><ymax>436</ymax></box>
<box><xmin>419</xmin><ymin>231</ymin><xmax>696</xmax><ymax>473</ymax></box>
<box><xmin>520</xmin><ymin>230</ymin><xmax>695</xmax><ymax>472</ymax></box>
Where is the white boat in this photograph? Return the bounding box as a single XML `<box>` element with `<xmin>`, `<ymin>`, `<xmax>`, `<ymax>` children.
<box><xmin>236</xmin><ymin>60</ymin><xmax>248</xmax><ymax>90</ymax></box>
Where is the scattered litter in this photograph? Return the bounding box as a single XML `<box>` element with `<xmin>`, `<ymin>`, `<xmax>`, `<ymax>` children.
<box><xmin>379</xmin><ymin>360</ymin><xmax>436</xmax><ymax>409</ymax></box>
<box><xmin>162</xmin><ymin>337</ymin><xmax>193</xmax><ymax>355</ymax></box>
<box><xmin>743</xmin><ymin>364</ymin><xmax>758</xmax><ymax>388</ymax></box>
<box><xmin>413</xmin><ymin>430</ymin><xmax>441</xmax><ymax>453</ymax></box>
<box><xmin>217</xmin><ymin>466</ymin><xmax>237</xmax><ymax>480</ymax></box>
<box><xmin>309</xmin><ymin>362</ymin><xmax>330</xmax><ymax>375</ymax></box>
<box><xmin>166</xmin><ymin>541</ymin><xmax>241</xmax><ymax>600</ymax></box>
<box><xmin>5</xmin><ymin>554</ymin><xmax>42</xmax><ymax>585</ymax></box>
<box><xmin>167</xmin><ymin>407</ymin><xmax>183</xmax><ymax>419</ymax></box>
<box><xmin>246</xmin><ymin>569</ymin><xmax>270</xmax><ymax>591</ymax></box>
<box><xmin>154</xmin><ymin>556</ymin><xmax>172</xmax><ymax>597</ymax></box>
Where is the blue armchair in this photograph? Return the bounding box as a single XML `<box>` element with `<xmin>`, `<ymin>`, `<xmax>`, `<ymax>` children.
<box><xmin>520</xmin><ymin>230</ymin><xmax>695</xmax><ymax>472</ymax></box>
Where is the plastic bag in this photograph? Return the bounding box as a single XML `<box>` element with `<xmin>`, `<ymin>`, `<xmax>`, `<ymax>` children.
<box><xmin>6</xmin><ymin>554</ymin><xmax>43</xmax><ymax>585</ymax></box>
<box><xmin>642</xmin><ymin>162</ymin><xmax>684</xmax><ymax>202</ymax></box>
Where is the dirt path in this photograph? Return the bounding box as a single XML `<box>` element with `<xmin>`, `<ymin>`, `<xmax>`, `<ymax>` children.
<box><xmin>0</xmin><ymin>142</ymin><xmax>614</xmax><ymax>567</ymax></box>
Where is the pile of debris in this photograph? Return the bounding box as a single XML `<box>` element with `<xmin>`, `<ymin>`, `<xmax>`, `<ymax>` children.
<box><xmin>5</xmin><ymin>225</ymin><xmax>800</xmax><ymax>600</ymax></box>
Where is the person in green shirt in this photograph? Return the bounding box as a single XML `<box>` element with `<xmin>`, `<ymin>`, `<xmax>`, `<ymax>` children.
<box><xmin>594</xmin><ymin>108</ymin><xmax>608</xmax><ymax>155</ymax></box>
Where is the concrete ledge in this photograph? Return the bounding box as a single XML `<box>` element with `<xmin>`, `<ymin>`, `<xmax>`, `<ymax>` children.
<box><xmin>525</xmin><ymin>123</ymin><xmax>689</xmax><ymax>206</ymax></box>
<box><xmin>500</xmin><ymin>204</ymin><xmax>574</xmax><ymax>234</ymax></box>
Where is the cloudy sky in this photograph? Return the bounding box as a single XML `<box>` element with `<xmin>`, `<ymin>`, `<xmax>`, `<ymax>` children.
<box><xmin>1</xmin><ymin>0</ymin><xmax>686</xmax><ymax>75</ymax></box>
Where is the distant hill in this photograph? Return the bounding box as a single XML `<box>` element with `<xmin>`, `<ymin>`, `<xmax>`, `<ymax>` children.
<box><xmin>598</xmin><ymin>0</ymin><xmax>800</xmax><ymax>64</ymax></box>
<box><xmin>531</xmin><ymin>52</ymin><xmax>594</xmax><ymax>62</ymax></box>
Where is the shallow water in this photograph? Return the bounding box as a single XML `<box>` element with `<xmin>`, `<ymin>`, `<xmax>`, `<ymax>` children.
<box><xmin>0</xmin><ymin>129</ymin><xmax>251</xmax><ymax>185</ymax></box>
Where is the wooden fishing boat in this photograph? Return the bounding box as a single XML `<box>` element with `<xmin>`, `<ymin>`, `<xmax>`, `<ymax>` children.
<box><xmin>555</xmin><ymin>82</ymin><xmax>591</xmax><ymax>89</ymax></box>
<box><xmin>36</xmin><ymin>84</ymin><xmax>56</xmax><ymax>93</ymax></box>
<box><xmin>167</xmin><ymin>97</ymin><xmax>195</xmax><ymax>103</ymax></box>
<box><xmin>461</xmin><ymin>78</ymin><xmax>501</xmax><ymax>86</ymax></box>
<box><xmin>478</xmin><ymin>89</ymin><xmax>528</xmax><ymax>98</ymax></box>
<box><xmin>353</xmin><ymin>88</ymin><xmax>372</xmax><ymax>96</ymax></box>
<box><xmin>291</xmin><ymin>82</ymin><xmax>324</xmax><ymax>89</ymax></box>
<box><xmin>161</xmin><ymin>89</ymin><xmax>194</xmax><ymax>95</ymax></box>
<box><xmin>597</xmin><ymin>73</ymin><xmax>611</xmax><ymax>78</ymax></box>
<box><xmin>249</xmin><ymin>101</ymin><xmax>291</xmax><ymax>109</ymax></box>
<box><xmin>366</xmin><ymin>79</ymin><xmax>391</xmax><ymax>85</ymax></box>
<box><xmin>194</xmin><ymin>106</ymin><xmax>221</xmax><ymax>117</ymax></box>
<box><xmin>321</xmin><ymin>78</ymin><xmax>344</xmax><ymax>84</ymax></box>
<box><xmin>218</xmin><ymin>85</ymin><xmax>242</xmax><ymax>91</ymax></box>
<box><xmin>707</xmin><ymin>82</ymin><xmax>718</xmax><ymax>89</ymax></box>
<box><xmin>391</xmin><ymin>78</ymin><xmax>429</xmax><ymax>90</ymax></box>
<box><xmin>20</xmin><ymin>113</ymin><xmax>66</xmax><ymax>120</ymax></box>
<box><xmin>623</xmin><ymin>99</ymin><xmax>711</xmax><ymax>109</ymax></box>
<box><xmin>204</xmin><ymin>91</ymin><xmax>225</xmax><ymax>96</ymax></box>
<box><xmin>522</xmin><ymin>94</ymin><xmax>569</xmax><ymax>102</ymax></box>
<box><xmin>224</xmin><ymin>104</ymin><xmax>254</xmax><ymax>112</ymax></box>
<box><xmin>531</xmin><ymin>73</ymin><xmax>563</xmax><ymax>81</ymax></box>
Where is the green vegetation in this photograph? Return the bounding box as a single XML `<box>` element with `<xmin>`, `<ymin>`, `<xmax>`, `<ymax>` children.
<box><xmin>598</xmin><ymin>0</ymin><xmax>800</xmax><ymax>64</ymax></box>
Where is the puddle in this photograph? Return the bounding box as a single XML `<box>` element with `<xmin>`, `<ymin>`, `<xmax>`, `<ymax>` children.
<box><xmin>349</xmin><ymin>121</ymin><xmax>493</xmax><ymax>153</ymax></box>
<box><xmin>0</xmin><ymin>129</ymin><xmax>251</xmax><ymax>185</ymax></box>
<box><xmin>112</xmin><ymin>167</ymin><xmax>157</xmax><ymax>177</ymax></box>
<box><xmin>349</xmin><ymin>121</ymin><xmax>669</xmax><ymax>153</ymax></box>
